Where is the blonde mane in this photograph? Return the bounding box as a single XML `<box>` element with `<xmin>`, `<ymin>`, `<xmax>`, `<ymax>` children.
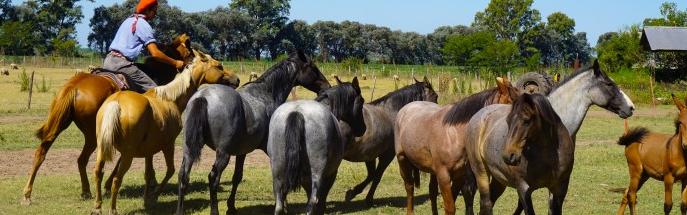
<box><xmin>154</xmin><ymin>63</ymin><xmax>195</xmax><ymax>101</ymax></box>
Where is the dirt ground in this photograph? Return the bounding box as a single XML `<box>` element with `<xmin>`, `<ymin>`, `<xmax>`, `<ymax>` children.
<box><xmin>0</xmin><ymin>147</ymin><xmax>269</xmax><ymax>177</ymax></box>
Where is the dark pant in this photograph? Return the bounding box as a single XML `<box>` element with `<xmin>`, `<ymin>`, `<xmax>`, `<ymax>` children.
<box><xmin>102</xmin><ymin>53</ymin><xmax>157</xmax><ymax>93</ymax></box>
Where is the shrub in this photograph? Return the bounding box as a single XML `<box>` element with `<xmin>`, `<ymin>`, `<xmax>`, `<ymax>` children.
<box><xmin>18</xmin><ymin>69</ymin><xmax>29</xmax><ymax>91</ymax></box>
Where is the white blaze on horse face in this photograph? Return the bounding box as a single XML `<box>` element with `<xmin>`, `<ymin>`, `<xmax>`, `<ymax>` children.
<box><xmin>620</xmin><ymin>90</ymin><xmax>635</xmax><ymax>109</ymax></box>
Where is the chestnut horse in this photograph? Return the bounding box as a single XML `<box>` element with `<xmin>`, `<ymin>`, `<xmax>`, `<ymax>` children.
<box><xmin>394</xmin><ymin>77</ymin><xmax>519</xmax><ymax>215</ymax></box>
<box><xmin>23</xmin><ymin>34</ymin><xmax>239</xmax><ymax>205</ymax></box>
<box><xmin>92</xmin><ymin>50</ymin><xmax>232</xmax><ymax>215</ymax></box>
<box><xmin>617</xmin><ymin>94</ymin><xmax>687</xmax><ymax>215</ymax></box>
<box><xmin>465</xmin><ymin>93</ymin><xmax>573</xmax><ymax>215</ymax></box>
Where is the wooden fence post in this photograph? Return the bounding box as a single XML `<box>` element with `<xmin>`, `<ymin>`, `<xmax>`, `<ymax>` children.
<box><xmin>27</xmin><ymin>71</ymin><xmax>34</xmax><ymax>109</ymax></box>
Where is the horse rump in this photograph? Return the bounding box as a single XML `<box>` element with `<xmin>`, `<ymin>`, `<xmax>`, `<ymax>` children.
<box><xmin>184</xmin><ymin>97</ymin><xmax>209</xmax><ymax>163</ymax></box>
<box><xmin>284</xmin><ymin>112</ymin><xmax>307</xmax><ymax>194</ymax></box>
<box><xmin>617</xmin><ymin>127</ymin><xmax>649</xmax><ymax>146</ymax></box>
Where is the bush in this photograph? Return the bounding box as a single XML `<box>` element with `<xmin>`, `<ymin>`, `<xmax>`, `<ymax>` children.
<box><xmin>341</xmin><ymin>57</ymin><xmax>363</xmax><ymax>74</ymax></box>
<box><xmin>18</xmin><ymin>69</ymin><xmax>29</xmax><ymax>92</ymax></box>
<box><xmin>39</xmin><ymin>75</ymin><xmax>50</xmax><ymax>93</ymax></box>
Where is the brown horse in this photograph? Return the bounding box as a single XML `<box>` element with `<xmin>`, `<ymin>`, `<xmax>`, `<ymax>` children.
<box><xmin>92</xmin><ymin>50</ymin><xmax>230</xmax><ymax>215</ymax></box>
<box><xmin>23</xmin><ymin>34</ymin><xmax>239</xmax><ymax>205</ymax></box>
<box><xmin>617</xmin><ymin>94</ymin><xmax>687</xmax><ymax>215</ymax></box>
<box><xmin>465</xmin><ymin>93</ymin><xmax>574</xmax><ymax>215</ymax></box>
<box><xmin>394</xmin><ymin>77</ymin><xmax>519</xmax><ymax>215</ymax></box>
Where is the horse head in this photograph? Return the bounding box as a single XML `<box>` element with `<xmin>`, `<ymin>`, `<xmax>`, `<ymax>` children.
<box><xmin>290</xmin><ymin>49</ymin><xmax>330</xmax><ymax>93</ymax></box>
<box><xmin>318</xmin><ymin>76</ymin><xmax>366</xmax><ymax>137</ymax></box>
<box><xmin>503</xmin><ymin>93</ymin><xmax>559</xmax><ymax>165</ymax></box>
<box><xmin>585</xmin><ymin>60</ymin><xmax>634</xmax><ymax>118</ymax></box>
<box><xmin>168</xmin><ymin>33</ymin><xmax>194</xmax><ymax>63</ymax></box>
<box><xmin>416</xmin><ymin>76</ymin><xmax>438</xmax><ymax>103</ymax></box>
<box><xmin>672</xmin><ymin>94</ymin><xmax>687</xmax><ymax>149</ymax></box>
<box><xmin>189</xmin><ymin>50</ymin><xmax>239</xmax><ymax>87</ymax></box>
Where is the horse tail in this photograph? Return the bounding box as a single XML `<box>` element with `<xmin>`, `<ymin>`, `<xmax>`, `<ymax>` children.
<box><xmin>283</xmin><ymin>112</ymin><xmax>307</xmax><ymax>194</ymax></box>
<box><xmin>35</xmin><ymin>86</ymin><xmax>76</xmax><ymax>142</ymax></box>
<box><xmin>184</xmin><ymin>97</ymin><xmax>209</xmax><ymax>163</ymax></box>
<box><xmin>97</xmin><ymin>102</ymin><xmax>121</xmax><ymax>162</ymax></box>
<box><xmin>412</xmin><ymin>168</ymin><xmax>420</xmax><ymax>188</ymax></box>
<box><xmin>617</xmin><ymin>127</ymin><xmax>649</xmax><ymax>146</ymax></box>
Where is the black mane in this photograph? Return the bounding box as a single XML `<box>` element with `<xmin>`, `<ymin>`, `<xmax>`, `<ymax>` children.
<box><xmin>509</xmin><ymin>93</ymin><xmax>561</xmax><ymax>126</ymax></box>
<box><xmin>242</xmin><ymin>57</ymin><xmax>298</xmax><ymax>87</ymax></box>
<box><xmin>316</xmin><ymin>82</ymin><xmax>359</xmax><ymax>119</ymax></box>
<box><xmin>442</xmin><ymin>88</ymin><xmax>499</xmax><ymax>125</ymax></box>
<box><xmin>370</xmin><ymin>83</ymin><xmax>427</xmax><ymax>111</ymax></box>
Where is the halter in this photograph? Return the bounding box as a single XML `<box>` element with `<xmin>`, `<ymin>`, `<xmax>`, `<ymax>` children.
<box><xmin>130</xmin><ymin>14</ymin><xmax>146</xmax><ymax>33</ymax></box>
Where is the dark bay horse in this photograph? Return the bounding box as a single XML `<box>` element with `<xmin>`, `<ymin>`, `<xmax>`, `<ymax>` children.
<box><xmin>616</xmin><ymin>94</ymin><xmax>687</xmax><ymax>215</ymax></box>
<box><xmin>92</xmin><ymin>51</ymin><xmax>232</xmax><ymax>215</ymax></box>
<box><xmin>268</xmin><ymin>77</ymin><xmax>366</xmax><ymax>215</ymax></box>
<box><xmin>465</xmin><ymin>93</ymin><xmax>574</xmax><ymax>215</ymax></box>
<box><xmin>343</xmin><ymin>76</ymin><xmax>438</xmax><ymax>205</ymax></box>
<box><xmin>394</xmin><ymin>77</ymin><xmax>519</xmax><ymax>215</ymax></box>
<box><xmin>23</xmin><ymin>34</ymin><xmax>240</xmax><ymax>205</ymax></box>
<box><xmin>177</xmin><ymin>50</ymin><xmax>330</xmax><ymax>215</ymax></box>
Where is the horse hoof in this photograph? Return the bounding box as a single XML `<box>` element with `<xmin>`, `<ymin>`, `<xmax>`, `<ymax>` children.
<box><xmin>225</xmin><ymin>206</ymin><xmax>238</xmax><ymax>215</ymax></box>
<box><xmin>344</xmin><ymin>190</ymin><xmax>356</xmax><ymax>202</ymax></box>
<box><xmin>20</xmin><ymin>197</ymin><xmax>31</xmax><ymax>205</ymax></box>
<box><xmin>81</xmin><ymin>192</ymin><xmax>93</xmax><ymax>200</ymax></box>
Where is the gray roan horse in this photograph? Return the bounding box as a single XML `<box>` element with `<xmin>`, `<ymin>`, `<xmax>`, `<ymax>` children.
<box><xmin>462</xmin><ymin>60</ymin><xmax>635</xmax><ymax>214</ymax></box>
<box><xmin>268</xmin><ymin>77</ymin><xmax>366</xmax><ymax>215</ymax></box>
<box><xmin>464</xmin><ymin>93</ymin><xmax>573</xmax><ymax>215</ymax></box>
<box><xmin>176</xmin><ymin>50</ymin><xmax>330</xmax><ymax>215</ymax></box>
<box><xmin>343</xmin><ymin>76</ymin><xmax>438</xmax><ymax>205</ymax></box>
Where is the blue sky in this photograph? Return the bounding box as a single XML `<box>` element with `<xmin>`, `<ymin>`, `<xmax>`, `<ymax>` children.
<box><xmin>12</xmin><ymin>0</ymin><xmax>687</xmax><ymax>48</ymax></box>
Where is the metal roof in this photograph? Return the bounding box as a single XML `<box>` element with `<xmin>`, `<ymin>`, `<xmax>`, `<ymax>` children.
<box><xmin>641</xmin><ymin>26</ymin><xmax>687</xmax><ymax>52</ymax></box>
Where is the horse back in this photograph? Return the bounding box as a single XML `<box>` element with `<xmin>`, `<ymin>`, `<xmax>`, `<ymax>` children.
<box><xmin>344</xmin><ymin>104</ymin><xmax>394</xmax><ymax>161</ymax></box>
<box><xmin>631</xmin><ymin>132</ymin><xmax>687</xmax><ymax>179</ymax></box>
<box><xmin>394</xmin><ymin>102</ymin><xmax>455</xmax><ymax>172</ymax></box>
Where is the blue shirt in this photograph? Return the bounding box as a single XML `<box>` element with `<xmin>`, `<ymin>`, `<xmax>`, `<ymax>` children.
<box><xmin>108</xmin><ymin>14</ymin><xmax>156</xmax><ymax>61</ymax></box>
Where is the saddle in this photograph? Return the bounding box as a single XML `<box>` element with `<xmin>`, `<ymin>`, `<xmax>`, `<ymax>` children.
<box><xmin>91</xmin><ymin>68</ymin><xmax>130</xmax><ymax>91</ymax></box>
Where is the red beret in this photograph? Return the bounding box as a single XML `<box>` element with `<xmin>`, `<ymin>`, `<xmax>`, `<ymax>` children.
<box><xmin>135</xmin><ymin>0</ymin><xmax>158</xmax><ymax>14</ymax></box>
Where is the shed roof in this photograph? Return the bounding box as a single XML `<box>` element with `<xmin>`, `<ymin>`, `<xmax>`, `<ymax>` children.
<box><xmin>641</xmin><ymin>26</ymin><xmax>687</xmax><ymax>52</ymax></box>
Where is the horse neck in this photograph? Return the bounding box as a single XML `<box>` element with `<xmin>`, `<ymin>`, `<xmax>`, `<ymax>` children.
<box><xmin>152</xmin><ymin>66</ymin><xmax>196</xmax><ymax>110</ymax></box>
<box><xmin>547</xmin><ymin>71</ymin><xmax>594</xmax><ymax>138</ymax></box>
<box><xmin>240</xmin><ymin>62</ymin><xmax>297</xmax><ymax>106</ymax></box>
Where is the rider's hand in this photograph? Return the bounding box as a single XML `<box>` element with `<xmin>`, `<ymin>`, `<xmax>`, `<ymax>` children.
<box><xmin>174</xmin><ymin>60</ymin><xmax>184</xmax><ymax>70</ymax></box>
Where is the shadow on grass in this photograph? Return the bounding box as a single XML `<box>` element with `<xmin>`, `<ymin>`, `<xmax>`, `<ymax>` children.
<box><xmin>115</xmin><ymin>180</ymin><xmax>235</xmax><ymax>199</ymax></box>
<box><xmin>236</xmin><ymin>194</ymin><xmax>430</xmax><ymax>214</ymax></box>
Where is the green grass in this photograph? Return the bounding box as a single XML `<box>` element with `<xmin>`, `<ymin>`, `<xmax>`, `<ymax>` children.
<box><xmin>0</xmin><ymin>66</ymin><xmax>684</xmax><ymax>214</ymax></box>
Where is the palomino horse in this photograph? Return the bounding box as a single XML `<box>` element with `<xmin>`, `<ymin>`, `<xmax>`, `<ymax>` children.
<box><xmin>177</xmin><ymin>50</ymin><xmax>330</xmax><ymax>215</ymax></box>
<box><xmin>461</xmin><ymin>60</ymin><xmax>635</xmax><ymax>214</ymax></box>
<box><xmin>343</xmin><ymin>76</ymin><xmax>438</xmax><ymax>205</ymax></box>
<box><xmin>23</xmin><ymin>34</ymin><xmax>239</xmax><ymax>204</ymax></box>
<box><xmin>394</xmin><ymin>77</ymin><xmax>519</xmax><ymax>215</ymax></box>
<box><xmin>616</xmin><ymin>94</ymin><xmax>687</xmax><ymax>215</ymax></box>
<box><xmin>268</xmin><ymin>77</ymin><xmax>366</xmax><ymax>215</ymax></box>
<box><xmin>464</xmin><ymin>93</ymin><xmax>574</xmax><ymax>215</ymax></box>
<box><xmin>92</xmin><ymin>50</ymin><xmax>232</xmax><ymax>215</ymax></box>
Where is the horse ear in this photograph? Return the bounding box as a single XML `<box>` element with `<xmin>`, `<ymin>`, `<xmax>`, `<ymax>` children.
<box><xmin>335</xmin><ymin>76</ymin><xmax>343</xmax><ymax>85</ymax></box>
<box><xmin>496</xmin><ymin>77</ymin><xmax>507</xmax><ymax>93</ymax></box>
<box><xmin>413</xmin><ymin>76</ymin><xmax>420</xmax><ymax>83</ymax></box>
<box><xmin>297</xmin><ymin>49</ymin><xmax>308</xmax><ymax>62</ymax></box>
<box><xmin>423</xmin><ymin>76</ymin><xmax>430</xmax><ymax>83</ymax></box>
<box><xmin>352</xmin><ymin>76</ymin><xmax>360</xmax><ymax>88</ymax></box>
<box><xmin>593</xmin><ymin>59</ymin><xmax>602</xmax><ymax>76</ymax></box>
<box><xmin>673</xmin><ymin>94</ymin><xmax>686</xmax><ymax>111</ymax></box>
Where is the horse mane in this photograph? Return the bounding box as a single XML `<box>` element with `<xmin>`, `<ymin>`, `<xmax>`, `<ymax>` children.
<box><xmin>676</xmin><ymin>119</ymin><xmax>681</xmax><ymax>135</ymax></box>
<box><xmin>509</xmin><ymin>93</ymin><xmax>561</xmax><ymax>127</ymax></box>
<box><xmin>154</xmin><ymin>63</ymin><xmax>193</xmax><ymax>101</ymax></box>
<box><xmin>550</xmin><ymin>64</ymin><xmax>596</xmax><ymax>94</ymax></box>
<box><xmin>242</xmin><ymin>58</ymin><xmax>296</xmax><ymax>88</ymax></box>
<box><xmin>316</xmin><ymin>82</ymin><xmax>358</xmax><ymax>119</ymax></box>
<box><xmin>370</xmin><ymin>82</ymin><xmax>426</xmax><ymax>110</ymax></box>
<box><xmin>442</xmin><ymin>88</ymin><xmax>499</xmax><ymax>125</ymax></box>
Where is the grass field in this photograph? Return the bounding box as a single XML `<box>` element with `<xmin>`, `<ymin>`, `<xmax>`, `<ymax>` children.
<box><xmin>0</xmin><ymin>65</ymin><xmax>683</xmax><ymax>214</ymax></box>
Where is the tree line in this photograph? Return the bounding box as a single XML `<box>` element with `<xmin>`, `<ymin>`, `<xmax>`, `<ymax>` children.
<box><xmin>1</xmin><ymin>0</ymin><xmax>593</xmax><ymax>70</ymax></box>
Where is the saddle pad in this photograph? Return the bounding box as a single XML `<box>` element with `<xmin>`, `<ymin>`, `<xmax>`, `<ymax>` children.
<box><xmin>91</xmin><ymin>69</ymin><xmax>130</xmax><ymax>91</ymax></box>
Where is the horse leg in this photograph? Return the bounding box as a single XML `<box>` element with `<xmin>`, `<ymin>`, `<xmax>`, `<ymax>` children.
<box><xmin>622</xmin><ymin>173</ymin><xmax>648</xmax><ymax>215</ymax></box>
<box><xmin>364</xmin><ymin>151</ymin><xmax>395</xmax><ymax>205</ymax></box>
<box><xmin>515</xmin><ymin>184</ymin><xmax>534</xmax><ymax>215</ymax></box>
<box><xmin>22</xmin><ymin>139</ymin><xmax>55</xmax><ymax>205</ymax></box>
<box><xmin>104</xmin><ymin>158</ymin><xmax>120</xmax><ymax>196</ymax></box>
<box><xmin>208</xmin><ymin>152</ymin><xmax>231</xmax><ymax>215</ymax></box>
<box><xmin>142</xmin><ymin>156</ymin><xmax>155</xmax><ymax>199</ymax></box>
<box><xmin>397</xmin><ymin>155</ymin><xmax>416</xmax><ymax>215</ymax></box>
<box><xmin>460</xmin><ymin>165</ymin><xmax>477</xmax><ymax>215</ymax></box>
<box><xmin>681</xmin><ymin>179</ymin><xmax>687</xmax><ymax>215</ymax></box>
<box><xmin>429</xmin><ymin>174</ymin><xmax>439</xmax><ymax>215</ymax></box>
<box><xmin>109</xmin><ymin>155</ymin><xmax>133</xmax><ymax>215</ymax></box>
<box><xmin>345</xmin><ymin>160</ymin><xmax>375</xmax><ymax>202</ymax></box>
<box><xmin>150</xmin><ymin>146</ymin><xmax>175</xmax><ymax>204</ymax></box>
<box><xmin>227</xmin><ymin>154</ymin><xmax>246</xmax><ymax>214</ymax></box>
<box><xmin>313</xmin><ymin>173</ymin><xmax>337</xmax><ymax>215</ymax></box>
<box><xmin>472</xmin><ymin>164</ymin><xmax>494</xmax><ymax>215</ymax></box>
<box><xmin>91</xmin><ymin>154</ymin><xmax>106</xmax><ymax>215</ymax></box>
<box><xmin>176</xmin><ymin>154</ymin><xmax>196</xmax><ymax>215</ymax></box>
<box><xmin>436</xmin><ymin>170</ymin><xmax>456</xmax><ymax>215</ymax></box>
<box><xmin>78</xmin><ymin>133</ymin><xmax>97</xmax><ymax>200</ymax></box>
<box><xmin>548</xmin><ymin>178</ymin><xmax>570</xmax><ymax>215</ymax></box>
<box><xmin>664</xmin><ymin>175</ymin><xmax>675</xmax><ymax>215</ymax></box>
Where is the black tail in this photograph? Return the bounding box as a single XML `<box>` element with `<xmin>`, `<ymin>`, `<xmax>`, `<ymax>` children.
<box><xmin>284</xmin><ymin>112</ymin><xmax>307</xmax><ymax>194</ymax></box>
<box><xmin>184</xmin><ymin>97</ymin><xmax>209</xmax><ymax>163</ymax></box>
<box><xmin>617</xmin><ymin>127</ymin><xmax>649</xmax><ymax>146</ymax></box>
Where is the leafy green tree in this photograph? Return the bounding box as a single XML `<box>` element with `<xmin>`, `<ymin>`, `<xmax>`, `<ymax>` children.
<box><xmin>230</xmin><ymin>0</ymin><xmax>290</xmax><ymax>60</ymax></box>
<box><xmin>473</xmin><ymin>0</ymin><xmax>541</xmax><ymax>41</ymax></box>
<box><xmin>595</xmin><ymin>25</ymin><xmax>644</xmax><ymax>72</ymax></box>
<box><xmin>0</xmin><ymin>21</ymin><xmax>36</xmax><ymax>55</ymax></box>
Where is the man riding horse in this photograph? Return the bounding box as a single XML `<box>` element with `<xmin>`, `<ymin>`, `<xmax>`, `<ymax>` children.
<box><xmin>103</xmin><ymin>0</ymin><xmax>184</xmax><ymax>93</ymax></box>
